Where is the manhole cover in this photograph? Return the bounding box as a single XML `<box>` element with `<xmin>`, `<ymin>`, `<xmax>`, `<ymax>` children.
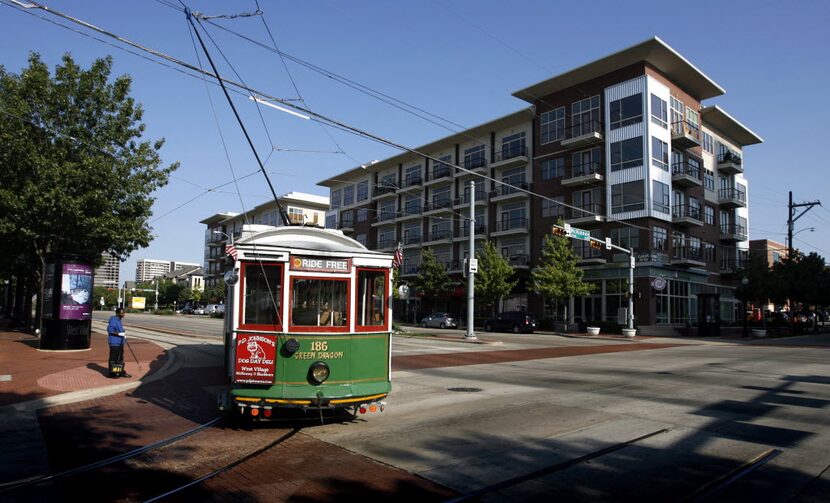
<box><xmin>447</xmin><ymin>387</ymin><xmax>483</xmax><ymax>393</ymax></box>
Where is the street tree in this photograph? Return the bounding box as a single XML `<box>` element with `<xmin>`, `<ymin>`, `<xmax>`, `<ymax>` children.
<box><xmin>475</xmin><ymin>241</ymin><xmax>517</xmax><ymax>317</ymax></box>
<box><xmin>0</xmin><ymin>53</ymin><xmax>178</xmax><ymax>327</ymax></box>
<box><xmin>531</xmin><ymin>233</ymin><xmax>595</xmax><ymax>323</ymax></box>
<box><xmin>411</xmin><ymin>249</ymin><xmax>453</xmax><ymax>313</ymax></box>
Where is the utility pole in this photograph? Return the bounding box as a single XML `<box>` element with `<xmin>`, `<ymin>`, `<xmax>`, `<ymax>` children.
<box><xmin>466</xmin><ymin>181</ymin><xmax>477</xmax><ymax>340</ymax></box>
<box><xmin>787</xmin><ymin>191</ymin><xmax>821</xmax><ymax>258</ymax></box>
<box><xmin>154</xmin><ymin>280</ymin><xmax>159</xmax><ymax>311</ymax></box>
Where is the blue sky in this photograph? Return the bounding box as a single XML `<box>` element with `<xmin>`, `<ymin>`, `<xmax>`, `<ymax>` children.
<box><xmin>2</xmin><ymin>0</ymin><xmax>829</xmax><ymax>281</ymax></box>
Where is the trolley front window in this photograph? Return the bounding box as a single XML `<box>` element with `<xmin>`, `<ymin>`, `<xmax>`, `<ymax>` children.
<box><xmin>240</xmin><ymin>263</ymin><xmax>283</xmax><ymax>330</ymax></box>
<box><xmin>357</xmin><ymin>269</ymin><xmax>387</xmax><ymax>331</ymax></box>
<box><xmin>290</xmin><ymin>278</ymin><xmax>348</xmax><ymax>331</ymax></box>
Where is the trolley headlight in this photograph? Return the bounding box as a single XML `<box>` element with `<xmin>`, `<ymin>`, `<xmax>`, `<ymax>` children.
<box><xmin>308</xmin><ymin>361</ymin><xmax>330</xmax><ymax>385</ymax></box>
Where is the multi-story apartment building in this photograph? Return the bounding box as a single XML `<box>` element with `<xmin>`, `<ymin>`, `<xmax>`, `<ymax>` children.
<box><xmin>318</xmin><ymin>37</ymin><xmax>762</xmax><ymax>332</ymax></box>
<box><xmin>200</xmin><ymin>192</ymin><xmax>330</xmax><ymax>289</ymax></box>
<box><xmin>93</xmin><ymin>252</ymin><xmax>120</xmax><ymax>288</ymax></box>
<box><xmin>135</xmin><ymin>259</ymin><xmax>200</xmax><ymax>283</ymax></box>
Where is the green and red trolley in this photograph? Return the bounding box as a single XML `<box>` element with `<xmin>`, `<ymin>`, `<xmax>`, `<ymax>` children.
<box><xmin>219</xmin><ymin>224</ymin><xmax>393</xmax><ymax>419</ymax></box>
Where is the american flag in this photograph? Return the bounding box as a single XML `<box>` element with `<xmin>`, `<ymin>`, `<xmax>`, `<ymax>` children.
<box><xmin>225</xmin><ymin>244</ymin><xmax>238</xmax><ymax>261</ymax></box>
<box><xmin>391</xmin><ymin>242</ymin><xmax>403</xmax><ymax>269</ymax></box>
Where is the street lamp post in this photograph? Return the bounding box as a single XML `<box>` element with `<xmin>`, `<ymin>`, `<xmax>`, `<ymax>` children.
<box><xmin>741</xmin><ymin>276</ymin><xmax>749</xmax><ymax>337</ymax></box>
<box><xmin>213</xmin><ymin>230</ymin><xmax>234</xmax><ymax>244</ymax></box>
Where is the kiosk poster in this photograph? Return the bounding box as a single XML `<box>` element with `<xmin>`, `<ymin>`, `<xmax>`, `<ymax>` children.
<box><xmin>234</xmin><ymin>334</ymin><xmax>277</xmax><ymax>384</ymax></box>
<box><xmin>59</xmin><ymin>263</ymin><xmax>93</xmax><ymax>320</ymax></box>
<box><xmin>42</xmin><ymin>263</ymin><xmax>55</xmax><ymax>320</ymax></box>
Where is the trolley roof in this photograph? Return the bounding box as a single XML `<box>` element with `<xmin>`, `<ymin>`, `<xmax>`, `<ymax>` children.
<box><xmin>235</xmin><ymin>225</ymin><xmax>393</xmax><ymax>259</ymax></box>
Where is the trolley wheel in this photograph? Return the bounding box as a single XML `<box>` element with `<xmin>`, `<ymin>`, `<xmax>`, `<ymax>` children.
<box><xmin>421</xmin><ymin>321</ymin><xmax>427</xmax><ymax>328</ymax></box>
<box><xmin>439</xmin><ymin>322</ymin><xmax>446</xmax><ymax>329</ymax></box>
<box><xmin>513</xmin><ymin>324</ymin><xmax>521</xmax><ymax>334</ymax></box>
<box><xmin>484</xmin><ymin>323</ymin><xmax>492</xmax><ymax>332</ymax></box>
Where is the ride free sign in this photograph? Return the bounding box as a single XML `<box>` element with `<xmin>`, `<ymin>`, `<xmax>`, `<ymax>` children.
<box><xmin>290</xmin><ymin>255</ymin><xmax>351</xmax><ymax>273</ymax></box>
<box><xmin>234</xmin><ymin>334</ymin><xmax>277</xmax><ymax>384</ymax></box>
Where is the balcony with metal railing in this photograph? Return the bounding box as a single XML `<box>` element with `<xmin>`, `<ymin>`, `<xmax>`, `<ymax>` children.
<box><xmin>672</xmin><ymin>204</ymin><xmax>703</xmax><ymax>227</ymax></box>
<box><xmin>371</xmin><ymin>211</ymin><xmax>398</xmax><ymax>226</ymax></box>
<box><xmin>717</xmin><ymin>151</ymin><xmax>743</xmax><ymax>175</ymax></box>
<box><xmin>375</xmin><ymin>238</ymin><xmax>396</xmax><ymax>251</ymax></box>
<box><xmin>401</xmin><ymin>233</ymin><xmax>423</xmax><ymax>248</ymax></box>
<box><xmin>565</xmin><ymin>203</ymin><xmax>603</xmax><ymax>225</ymax></box>
<box><xmin>718</xmin><ymin>188</ymin><xmax>747</xmax><ymax>208</ymax></box>
<box><xmin>671</xmin><ymin>120</ymin><xmax>701</xmax><ymax>149</ymax></box>
<box><xmin>424</xmin><ymin>166</ymin><xmax>453</xmax><ymax>186</ymax></box>
<box><xmin>453</xmin><ymin>223</ymin><xmax>488</xmax><ymax>241</ymax></box>
<box><xmin>671</xmin><ymin>162</ymin><xmax>702</xmax><ymax>187</ymax></box>
<box><xmin>401</xmin><ymin>263</ymin><xmax>420</xmax><ymax>276</ymax></box>
<box><xmin>457</xmin><ymin>156</ymin><xmax>487</xmax><ymax>177</ymax></box>
<box><xmin>670</xmin><ymin>245</ymin><xmax>706</xmax><ymax>267</ymax></box>
<box><xmin>561</xmin><ymin>161</ymin><xmax>603</xmax><ymax>187</ymax></box>
<box><xmin>423</xmin><ymin>229</ymin><xmax>453</xmax><ymax>244</ymax></box>
<box><xmin>336</xmin><ymin>219</ymin><xmax>355</xmax><ymax>232</ymax></box>
<box><xmin>574</xmin><ymin>246</ymin><xmax>606</xmax><ymax>265</ymax></box>
<box><xmin>720</xmin><ymin>223</ymin><xmax>748</xmax><ymax>242</ymax></box>
<box><xmin>491</xmin><ymin>217</ymin><xmax>529</xmax><ymax>236</ymax></box>
<box><xmin>561</xmin><ymin>120</ymin><xmax>604</xmax><ymax>148</ymax></box>
<box><xmin>401</xmin><ymin>173</ymin><xmax>423</xmax><ymax>189</ymax></box>
<box><xmin>507</xmin><ymin>253</ymin><xmax>531</xmax><ymax>268</ymax></box>
<box><xmin>397</xmin><ymin>204</ymin><xmax>423</xmax><ymax>221</ymax></box>
<box><xmin>453</xmin><ymin>191</ymin><xmax>488</xmax><ymax>208</ymax></box>
<box><xmin>423</xmin><ymin>198</ymin><xmax>454</xmax><ymax>215</ymax></box>
<box><xmin>719</xmin><ymin>255</ymin><xmax>746</xmax><ymax>275</ymax></box>
<box><xmin>490</xmin><ymin>181</ymin><xmax>530</xmax><ymax>202</ymax></box>
<box><xmin>372</xmin><ymin>184</ymin><xmax>397</xmax><ymax>199</ymax></box>
<box><xmin>491</xmin><ymin>145</ymin><xmax>529</xmax><ymax>169</ymax></box>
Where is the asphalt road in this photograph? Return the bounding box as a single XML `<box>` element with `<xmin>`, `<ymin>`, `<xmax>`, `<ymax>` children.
<box><xmin>89</xmin><ymin>312</ymin><xmax>830</xmax><ymax>501</ymax></box>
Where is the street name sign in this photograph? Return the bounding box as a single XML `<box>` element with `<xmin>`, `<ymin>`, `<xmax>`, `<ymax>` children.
<box><xmin>569</xmin><ymin>226</ymin><xmax>591</xmax><ymax>241</ymax></box>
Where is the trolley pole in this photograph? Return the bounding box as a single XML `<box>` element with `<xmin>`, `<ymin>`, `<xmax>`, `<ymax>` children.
<box><xmin>466</xmin><ymin>181</ymin><xmax>477</xmax><ymax>340</ymax></box>
<box><xmin>628</xmin><ymin>251</ymin><xmax>635</xmax><ymax>330</ymax></box>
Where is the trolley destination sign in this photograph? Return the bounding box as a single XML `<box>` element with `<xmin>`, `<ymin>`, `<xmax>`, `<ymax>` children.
<box><xmin>290</xmin><ymin>255</ymin><xmax>352</xmax><ymax>273</ymax></box>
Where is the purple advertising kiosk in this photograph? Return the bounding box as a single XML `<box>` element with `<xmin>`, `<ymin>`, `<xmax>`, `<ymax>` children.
<box><xmin>40</xmin><ymin>254</ymin><xmax>94</xmax><ymax>350</ymax></box>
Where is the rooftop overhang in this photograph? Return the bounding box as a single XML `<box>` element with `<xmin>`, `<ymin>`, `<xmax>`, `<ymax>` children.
<box><xmin>199</xmin><ymin>212</ymin><xmax>238</xmax><ymax>225</ymax></box>
<box><xmin>701</xmin><ymin>105</ymin><xmax>763</xmax><ymax>146</ymax></box>
<box><xmin>512</xmin><ymin>37</ymin><xmax>725</xmax><ymax>103</ymax></box>
<box><xmin>317</xmin><ymin>108</ymin><xmax>534</xmax><ymax>187</ymax></box>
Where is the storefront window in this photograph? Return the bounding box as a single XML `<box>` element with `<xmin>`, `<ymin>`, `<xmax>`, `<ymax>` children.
<box><xmin>242</xmin><ymin>264</ymin><xmax>282</xmax><ymax>329</ymax></box>
<box><xmin>291</xmin><ymin>278</ymin><xmax>348</xmax><ymax>329</ymax></box>
<box><xmin>357</xmin><ymin>269</ymin><xmax>387</xmax><ymax>329</ymax></box>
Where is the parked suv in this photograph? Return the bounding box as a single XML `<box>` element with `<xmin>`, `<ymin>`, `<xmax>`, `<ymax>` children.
<box><xmin>484</xmin><ymin>311</ymin><xmax>537</xmax><ymax>333</ymax></box>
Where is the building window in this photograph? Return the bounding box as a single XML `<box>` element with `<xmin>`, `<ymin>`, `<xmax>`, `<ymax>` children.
<box><xmin>403</xmin><ymin>195</ymin><xmax>420</xmax><ymax>215</ymax></box>
<box><xmin>611</xmin><ymin>181</ymin><xmax>644</xmax><ymax>213</ymax></box>
<box><xmin>652</xmin><ymin>181</ymin><xmax>670</xmax><ymax>214</ymax></box>
<box><xmin>331</xmin><ymin>188</ymin><xmax>342</xmax><ymax>209</ymax></box>
<box><xmin>705</xmin><ymin>206</ymin><xmax>715</xmax><ymax>225</ymax></box>
<box><xmin>501</xmin><ymin>132</ymin><xmax>526</xmax><ymax>158</ymax></box>
<box><xmin>404</xmin><ymin>165</ymin><xmax>422</xmax><ymax>186</ymax></box>
<box><xmin>325</xmin><ymin>214</ymin><xmax>336</xmax><ymax>229</ymax></box>
<box><xmin>704</xmin><ymin>242</ymin><xmax>716</xmax><ymax>263</ymax></box>
<box><xmin>687</xmin><ymin>156</ymin><xmax>701</xmax><ymax>179</ymax></box>
<box><xmin>290</xmin><ymin>278</ymin><xmax>348</xmax><ymax>330</ymax></box>
<box><xmin>610</xmin><ymin>137</ymin><xmax>643</xmax><ymax>171</ymax></box>
<box><xmin>340</xmin><ymin>210</ymin><xmax>353</xmax><ymax>227</ymax></box>
<box><xmin>571</xmin><ymin>95</ymin><xmax>601</xmax><ymax>136</ymax></box>
<box><xmin>463</xmin><ymin>145</ymin><xmax>485</xmax><ymax>169</ymax></box>
<box><xmin>609</xmin><ymin>93</ymin><xmax>642</xmax><ymax>129</ymax></box>
<box><xmin>355</xmin><ymin>233</ymin><xmax>367</xmax><ymax>247</ymax></box>
<box><xmin>541</xmin><ymin>196</ymin><xmax>564</xmax><ymax>218</ymax></box>
<box><xmin>610</xmin><ymin>227</ymin><xmax>640</xmax><ymax>249</ymax></box>
<box><xmin>572</xmin><ymin>147</ymin><xmax>602</xmax><ymax>176</ymax></box>
<box><xmin>500</xmin><ymin>167</ymin><xmax>526</xmax><ymax>195</ymax></box>
<box><xmin>670</xmin><ymin>96</ymin><xmax>684</xmax><ymax>129</ymax></box>
<box><xmin>704</xmin><ymin>169</ymin><xmax>715</xmax><ymax>190</ymax></box>
<box><xmin>356</xmin><ymin>269</ymin><xmax>387</xmax><ymax>330</ymax></box>
<box><xmin>343</xmin><ymin>185</ymin><xmax>354</xmax><ymax>206</ymax></box>
<box><xmin>653</xmin><ymin>226</ymin><xmax>668</xmax><ymax>250</ymax></box>
<box><xmin>651</xmin><ymin>137</ymin><xmax>669</xmax><ymax>171</ymax></box>
<box><xmin>702</xmin><ymin>131</ymin><xmax>714</xmax><ymax>154</ymax></box>
<box><xmin>540</xmin><ymin>157</ymin><xmax>564</xmax><ymax>180</ymax></box>
<box><xmin>379</xmin><ymin>200</ymin><xmax>396</xmax><ymax>220</ymax></box>
<box><xmin>685</xmin><ymin>107</ymin><xmax>700</xmax><ymax>133</ymax></box>
<box><xmin>650</xmin><ymin>94</ymin><xmax>667</xmax><ymax>128</ymax></box>
<box><xmin>540</xmin><ymin>107</ymin><xmax>565</xmax><ymax>144</ymax></box>
<box><xmin>357</xmin><ymin>208</ymin><xmax>368</xmax><ymax>222</ymax></box>
<box><xmin>356</xmin><ymin>181</ymin><xmax>368</xmax><ymax>202</ymax></box>
<box><xmin>689</xmin><ymin>197</ymin><xmax>701</xmax><ymax>217</ymax></box>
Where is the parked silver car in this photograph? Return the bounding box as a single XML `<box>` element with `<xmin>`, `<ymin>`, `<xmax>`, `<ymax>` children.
<box><xmin>420</xmin><ymin>312</ymin><xmax>458</xmax><ymax>329</ymax></box>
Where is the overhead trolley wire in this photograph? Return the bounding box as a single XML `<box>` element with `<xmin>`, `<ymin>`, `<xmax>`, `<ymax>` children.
<box><xmin>5</xmin><ymin>0</ymin><xmax>651</xmax><ymax>235</ymax></box>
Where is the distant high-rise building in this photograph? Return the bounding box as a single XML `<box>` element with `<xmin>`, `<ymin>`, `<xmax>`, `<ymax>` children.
<box><xmin>135</xmin><ymin>259</ymin><xmax>200</xmax><ymax>283</ymax></box>
<box><xmin>94</xmin><ymin>252</ymin><xmax>120</xmax><ymax>288</ymax></box>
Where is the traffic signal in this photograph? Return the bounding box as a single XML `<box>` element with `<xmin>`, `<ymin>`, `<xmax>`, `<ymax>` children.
<box><xmin>552</xmin><ymin>226</ymin><xmax>567</xmax><ymax>237</ymax></box>
<box><xmin>589</xmin><ymin>240</ymin><xmax>603</xmax><ymax>250</ymax></box>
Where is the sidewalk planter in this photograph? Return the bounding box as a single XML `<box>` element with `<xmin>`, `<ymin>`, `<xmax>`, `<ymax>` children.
<box><xmin>622</xmin><ymin>328</ymin><xmax>637</xmax><ymax>338</ymax></box>
<box><xmin>751</xmin><ymin>329</ymin><xmax>767</xmax><ymax>338</ymax></box>
<box><xmin>586</xmin><ymin>326</ymin><xmax>601</xmax><ymax>336</ymax></box>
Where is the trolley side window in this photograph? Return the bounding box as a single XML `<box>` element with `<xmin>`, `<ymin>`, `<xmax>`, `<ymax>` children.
<box><xmin>290</xmin><ymin>278</ymin><xmax>349</xmax><ymax>331</ymax></box>
<box><xmin>240</xmin><ymin>263</ymin><xmax>283</xmax><ymax>330</ymax></box>
<box><xmin>356</xmin><ymin>268</ymin><xmax>388</xmax><ymax>331</ymax></box>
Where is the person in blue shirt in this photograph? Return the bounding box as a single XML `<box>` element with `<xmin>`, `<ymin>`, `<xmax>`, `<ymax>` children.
<box><xmin>107</xmin><ymin>308</ymin><xmax>131</xmax><ymax>378</ymax></box>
